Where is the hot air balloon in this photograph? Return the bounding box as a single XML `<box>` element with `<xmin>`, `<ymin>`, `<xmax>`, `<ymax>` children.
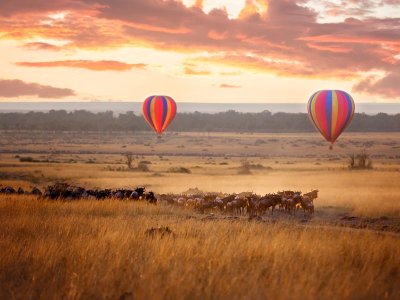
<box><xmin>307</xmin><ymin>90</ymin><xmax>355</xmax><ymax>149</ymax></box>
<box><xmin>142</xmin><ymin>95</ymin><xmax>177</xmax><ymax>136</ymax></box>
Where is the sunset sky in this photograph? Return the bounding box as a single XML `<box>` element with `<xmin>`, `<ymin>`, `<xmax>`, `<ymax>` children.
<box><xmin>0</xmin><ymin>0</ymin><xmax>399</xmax><ymax>103</ymax></box>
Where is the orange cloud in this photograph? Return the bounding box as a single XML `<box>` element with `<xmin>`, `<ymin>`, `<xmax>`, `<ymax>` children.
<box><xmin>0</xmin><ymin>0</ymin><xmax>399</xmax><ymax>97</ymax></box>
<box><xmin>0</xmin><ymin>79</ymin><xmax>75</xmax><ymax>98</ymax></box>
<box><xmin>16</xmin><ymin>60</ymin><xmax>147</xmax><ymax>71</ymax></box>
<box><xmin>353</xmin><ymin>68</ymin><xmax>400</xmax><ymax>98</ymax></box>
<box><xmin>184</xmin><ymin>67</ymin><xmax>211</xmax><ymax>75</ymax></box>
<box><xmin>220</xmin><ymin>83</ymin><xmax>241</xmax><ymax>88</ymax></box>
<box><xmin>190</xmin><ymin>55</ymin><xmax>357</xmax><ymax>79</ymax></box>
<box><xmin>22</xmin><ymin>42</ymin><xmax>61</xmax><ymax>51</ymax></box>
<box><xmin>306</xmin><ymin>42</ymin><xmax>351</xmax><ymax>53</ymax></box>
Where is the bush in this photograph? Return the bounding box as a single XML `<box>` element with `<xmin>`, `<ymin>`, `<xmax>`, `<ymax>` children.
<box><xmin>137</xmin><ymin>162</ymin><xmax>150</xmax><ymax>172</ymax></box>
<box><xmin>237</xmin><ymin>161</ymin><xmax>252</xmax><ymax>175</ymax></box>
<box><xmin>19</xmin><ymin>157</ymin><xmax>35</xmax><ymax>162</ymax></box>
<box><xmin>349</xmin><ymin>150</ymin><xmax>373</xmax><ymax>169</ymax></box>
<box><xmin>167</xmin><ymin>167</ymin><xmax>191</xmax><ymax>174</ymax></box>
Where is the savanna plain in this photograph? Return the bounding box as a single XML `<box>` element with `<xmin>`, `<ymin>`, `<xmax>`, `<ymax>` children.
<box><xmin>1</xmin><ymin>131</ymin><xmax>400</xmax><ymax>300</ymax></box>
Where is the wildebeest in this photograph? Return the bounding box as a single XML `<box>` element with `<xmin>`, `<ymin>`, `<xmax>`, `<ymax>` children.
<box><xmin>256</xmin><ymin>194</ymin><xmax>282</xmax><ymax>215</ymax></box>
<box><xmin>0</xmin><ymin>186</ymin><xmax>16</xmax><ymax>194</ymax></box>
<box><xmin>145</xmin><ymin>191</ymin><xmax>157</xmax><ymax>204</ymax></box>
<box><xmin>226</xmin><ymin>196</ymin><xmax>247</xmax><ymax>214</ymax></box>
<box><xmin>246</xmin><ymin>195</ymin><xmax>259</xmax><ymax>216</ymax></box>
<box><xmin>3</xmin><ymin>184</ymin><xmax>318</xmax><ymax>216</ymax></box>
<box><xmin>303</xmin><ymin>190</ymin><xmax>318</xmax><ymax>203</ymax></box>
<box><xmin>31</xmin><ymin>187</ymin><xmax>42</xmax><ymax>196</ymax></box>
<box><xmin>300</xmin><ymin>196</ymin><xmax>314</xmax><ymax>215</ymax></box>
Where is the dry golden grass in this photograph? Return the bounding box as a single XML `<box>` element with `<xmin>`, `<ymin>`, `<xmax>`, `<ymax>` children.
<box><xmin>1</xmin><ymin>131</ymin><xmax>400</xmax><ymax>299</ymax></box>
<box><xmin>0</xmin><ymin>196</ymin><xmax>399</xmax><ymax>300</ymax></box>
<box><xmin>1</xmin><ymin>156</ymin><xmax>399</xmax><ymax>217</ymax></box>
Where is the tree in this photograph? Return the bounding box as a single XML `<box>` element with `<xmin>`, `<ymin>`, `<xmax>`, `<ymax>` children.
<box><xmin>124</xmin><ymin>152</ymin><xmax>134</xmax><ymax>169</ymax></box>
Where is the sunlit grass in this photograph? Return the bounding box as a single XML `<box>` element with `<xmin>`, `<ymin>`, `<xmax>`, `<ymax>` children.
<box><xmin>0</xmin><ymin>197</ymin><xmax>399</xmax><ymax>299</ymax></box>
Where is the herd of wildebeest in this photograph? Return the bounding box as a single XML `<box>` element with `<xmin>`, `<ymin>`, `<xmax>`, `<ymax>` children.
<box><xmin>0</xmin><ymin>183</ymin><xmax>318</xmax><ymax>216</ymax></box>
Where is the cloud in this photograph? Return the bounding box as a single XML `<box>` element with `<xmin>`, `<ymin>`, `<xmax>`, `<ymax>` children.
<box><xmin>189</xmin><ymin>54</ymin><xmax>357</xmax><ymax>79</ymax></box>
<box><xmin>0</xmin><ymin>0</ymin><xmax>399</xmax><ymax>97</ymax></box>
<box><xmin>16</xmin><ymin>60</ymin><xmax>147</xmax><ymax>71</ymax></box>
<box><xmin>184</xmin><ymin>67</ymin><xmax>211</xmax><ymax>75</ymax></box>
<box><xmin>22</xmin><ymin>42</ymin><xmax>61</xmax><ymax>51</ymax></box>
<box><xmin>353</xmin><ymin>70</ymin><xmax>400</xmax><ymax>98</ymax></box>
<box><xmin>0</xmin><ymin>79</ymin><xmax>75</xmax><ymax>98</ymax></box>
<box><xmin>219</xmin><ymin>83</ymin><xmax>241</xmax><ymax>88</ymax></box>
<box><xmin>0</xmin><ymin>0</ymin><xmax>100</xmax><ymax>17</ymax></box>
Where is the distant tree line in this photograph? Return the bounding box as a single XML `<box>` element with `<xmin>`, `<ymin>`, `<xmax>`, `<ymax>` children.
<box><xmin>0</xmin><ymin>110</ymin><xmax>399</xmax><ymax>132</ymax></box>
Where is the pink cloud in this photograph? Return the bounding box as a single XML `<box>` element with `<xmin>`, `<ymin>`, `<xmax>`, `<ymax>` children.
<box><xmin>353</xmin><ymin>68</ymin><xmax>400</xmax><ymax>98</ymax></box>
<box><xmin>0</xmin><ymin>79</ymin><xmax>75</xmax><ymax>98</ymax></box>
<box><xmin>22</xmin><ymin>42</ymin><xmax>61</xmax><ymax>51</ymax></box>
<box><xmin>220</xmin><ymin>83</ymin><xmax>241</xmax><ymax>88</ymax></box>
<box><xmin>0</xmin><ymin>0</ymin><xmax>399</xmax><ymax>97</ymax></box>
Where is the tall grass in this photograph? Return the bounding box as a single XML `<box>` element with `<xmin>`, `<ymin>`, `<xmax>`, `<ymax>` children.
<box><xmin>0</xmin><ymin>196</ymin><xmax>399</xmax><ymax>299</ymax></box>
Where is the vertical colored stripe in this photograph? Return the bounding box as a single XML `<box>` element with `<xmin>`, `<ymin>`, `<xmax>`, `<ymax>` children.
<box><xmin>162</xmin><ymin>97</ymin><xmax>177</xmax><ymax>131</ymax></box>
<box><xmin>344</xmin><ymin>94</ymin><xmax>355</xmax><ymax>130</ymax></box>
<box><xmin>161</xmin><ymin>96</ymin><xmax>168</xmax><ymax>128</ymax></box>
<box><xmin>154</xmin><ymin>96</ymin><xmax>164</xmax><ymax>133</ymax></box>
<box><xmin>150</xmin><ymin>97</ymin><xmax>158</xmax><ymax>132</ymax></box>
<box><xmin>334</xmin><ymin>91</ymin><xmax>347</xmax><ymax>139</ymax></box>
<box><xmin>331</xmin><ymin>91</ymin><xmax>339</xmax><ymax>142</ymax></box>
<box><xmin>162</xmin><ymin>98</ymin><xmax>172</xmax><ymax>131</ymax></box>
<box><xmin>309</xmin><ymin>91</ymin><xmax>322</xmax><ymax>132</ymax></box>
<box><xmin>315</xmin><ymin>90</ymin><xmax>329</xmax><ymax>141</ymax></box>
<box><xmin>144</xmin><ymin>97</ymin><xmax>155</xmax><ymax>130</ymax></box>
<box><xmin>326</xmin><ymin>90</ymin><xmax>332</xmax><ymax>142</ymax></box>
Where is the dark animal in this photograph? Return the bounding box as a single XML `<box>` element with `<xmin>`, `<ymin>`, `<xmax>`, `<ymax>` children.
<box><xmin>31</xmin><ymin>187</ymin><xmax>42</xmax><ymax>196</ymax></box>
<box><xmin>145</xmin><ymin>191</ymin><xmax>157</xmax><ymax>204</ymax></box>
<box><xmin>303</xmin><ymin>190</ymin><xmax>318</xmax><ymax>203</ymax></box>
<box><xmin>3</xmin><ymin>186</ymin><xmax>16</xmax><ymax>194</ymax></box>
<box><xmin>300</xmin><ymin>196</ymin><xmax>314</xmax><ymax>215</ymax></box>
<box><xmin>246</xmin><ymin>195</ymin><xmax>259</xmax><ymax>216</ymax></box>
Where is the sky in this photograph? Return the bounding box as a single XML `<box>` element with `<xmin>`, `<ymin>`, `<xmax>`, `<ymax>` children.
<box><xmin>0</xmin><ymin>0</ymin><xmax>399</xmax><ymax>103</ymax></box>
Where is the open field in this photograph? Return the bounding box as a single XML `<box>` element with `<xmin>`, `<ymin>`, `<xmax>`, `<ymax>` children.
<box><xmin>1</xmin><ymin>131</ymin><xmax>400</xmax><ymax>299</ymax></box>
<box><xmin>1</xmin><ymin>198</ymin><xmax>399</xmax><ymax>300</ymax></box>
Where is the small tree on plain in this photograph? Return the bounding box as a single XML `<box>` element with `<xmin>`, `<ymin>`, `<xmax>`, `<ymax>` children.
<box><xmin>349</xmin><ymin>154</ymin><xmax>355</xmax><ymax>168</ymax></box>
<box><xmin>124</xmin><ymin>152</ymin><xmax>134</xmax><ymax>169</ymax></box>
<box><xmin>348</xmin><ymin>150</ymin><xmax>373</xmax><ymax>169</ymax></box>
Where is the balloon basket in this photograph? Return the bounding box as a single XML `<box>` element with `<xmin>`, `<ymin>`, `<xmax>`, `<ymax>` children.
<box><xmin>329</xmin><ymin>145</ymin><xmax>333</xmax><ymax>150</ymax></box>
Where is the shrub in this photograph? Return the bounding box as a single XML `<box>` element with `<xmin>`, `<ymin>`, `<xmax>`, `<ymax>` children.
<box><xmin>348</xmin><ymin>150</ymin><xmax>373</xmax><ymax>169</ymax></box>
<box><xmin>167</xmin><ymin>167</ymin><xmax>191</xmax><ymax>174</ymax></box>
<box><xmin>19</xmin><ymin>157</ymin><xmax>35</xmax><ymax>162</ymax></box>
<box><xmin>137</xmin><ymin>162</ymin><xmax>150</xmax><ymax>172</ymax></box>
<box><xmin>237</xmin><ymin>161</ymin><xmax>252</xmax><ymax>175</ymax></box>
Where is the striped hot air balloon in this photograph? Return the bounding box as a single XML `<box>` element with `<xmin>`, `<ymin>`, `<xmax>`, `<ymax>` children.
<box><xmin>142</xmin><ymin>95</ymin><xmax>177</xmax><ymax>135</ymax></box>
<box><xmin>307</xmin><ymin>90</ymin><xmax>355</xmax><ymax>148</ymax></box>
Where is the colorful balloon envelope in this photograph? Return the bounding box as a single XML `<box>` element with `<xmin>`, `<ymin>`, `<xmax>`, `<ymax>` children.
<box><xmin>142</xmin><ymin>95</ymin><xmax>177</xmax><ymax>135</ymax></box>
<box><xmin>307</xmin><ymin>90</ymin><xmax>355</xmax><ymax>145</ymax></box>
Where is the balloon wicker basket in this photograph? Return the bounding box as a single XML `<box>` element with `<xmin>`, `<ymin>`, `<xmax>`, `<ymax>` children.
<box><xmin>329</xmin><ymin>144</ymin><xmax>333</xmax><ymax>150</ymax></box>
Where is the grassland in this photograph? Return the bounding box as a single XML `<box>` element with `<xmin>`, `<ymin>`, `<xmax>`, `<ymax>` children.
<box><xmin>1</xmin><ymin>198</ymin><xmax>399</xmax><ymax>300</ymax></box>
<box><xmin>0</xmin><ymin>130</ymin><xmax>400</xmax><ymax>299</ymax></box>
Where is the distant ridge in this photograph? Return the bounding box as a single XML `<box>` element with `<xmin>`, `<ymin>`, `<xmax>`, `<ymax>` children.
<box><xmin>0</xmin><ymin>102</ymin><xmax>399</xmax><ymax>115</ymax></box>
